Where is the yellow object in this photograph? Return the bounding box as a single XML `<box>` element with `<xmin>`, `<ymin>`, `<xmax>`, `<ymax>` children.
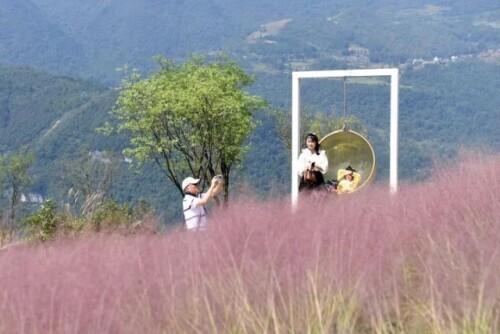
<box><xmin>336</xmin><ymin>169</ymin><xmax>361</xmax><ymax>194</ymax></box>
<box><xmin>319</xmin><ymin>130</ymin><xmax>376</xmax><ymax>192</ymax></box>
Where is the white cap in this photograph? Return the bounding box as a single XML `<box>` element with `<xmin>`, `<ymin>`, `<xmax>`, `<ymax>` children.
<box><xmin>182</xmin><ymin>177</ymin><xmax>200</xmax><ymax>192</ymax></box>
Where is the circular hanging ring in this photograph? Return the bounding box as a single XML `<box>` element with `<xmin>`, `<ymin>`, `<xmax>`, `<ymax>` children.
<box><xmin>320</xmin><ymin>129</ymin><xmax>376</xmax><ymax>192</ymax></box>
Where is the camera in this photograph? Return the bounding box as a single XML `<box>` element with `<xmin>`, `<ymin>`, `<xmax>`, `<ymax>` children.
<box><xmin>212</xmin><ymin>175</ymin><xmax>223</xmax><ymax>184</ymax></box>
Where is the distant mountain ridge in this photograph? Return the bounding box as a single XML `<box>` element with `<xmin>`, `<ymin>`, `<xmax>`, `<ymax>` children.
<box><xmin>0</xmin><ymin>0</ymin><xmax>87</xmax><ymax>74</ymax></box>
<box><xmin>1</xmin><ymin>0</ymin><xmax>498</xmax><ymax>82</ymax></box>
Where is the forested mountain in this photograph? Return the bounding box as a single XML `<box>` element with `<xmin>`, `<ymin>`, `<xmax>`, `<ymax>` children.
<box><xmin>0</xmin><ymin>0</ymin><xmax>498</xmax><ymax>221</ymax></box>
<box><xmin>0</xmin><ymin>65</ymin><xmax>183</xmax><ymax>221</ymax></box>
<box><xmin>2</xmin><ymin>0</ymin><xmax>498</xmax><ymax>82</ymax></box>
<box><xmin>0</xmin><ymin>1</ymin><xmax>86</xmax><ymax>76</ymax></box>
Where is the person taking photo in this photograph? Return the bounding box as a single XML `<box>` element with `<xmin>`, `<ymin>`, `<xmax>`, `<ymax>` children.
<box><xmin>182</xmin><ymin>175</ymin><xmax>223</xmax><ymax>231</ymax></box>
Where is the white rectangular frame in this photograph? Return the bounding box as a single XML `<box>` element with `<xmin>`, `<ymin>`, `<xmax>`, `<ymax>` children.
<box><xmin>292</xmin><ymin>68</ymin><xmax>399</xmax><ymax>206</ymax></box>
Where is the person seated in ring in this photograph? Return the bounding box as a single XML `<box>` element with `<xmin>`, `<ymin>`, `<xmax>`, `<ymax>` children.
<box><xmin>336</xmin><ymin>165</ymin><xmax>361</xmax><ymax>194</ymax></box>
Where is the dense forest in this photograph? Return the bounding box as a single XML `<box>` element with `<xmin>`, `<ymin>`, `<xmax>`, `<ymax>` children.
<box><xmin>0</xmin><ymin>0</ymin><xmax>498</xmax><ymax>223</ymax></box>
<box><xmin>2</xmin><ymin>0</ymin><xmax>498</xmax><ymax>82</ymax></box>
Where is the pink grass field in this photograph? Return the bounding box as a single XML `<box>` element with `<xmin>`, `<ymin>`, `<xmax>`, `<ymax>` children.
<box><xmin>0</xmin><ymin>153</ymin><xmax>499</xmax><ymax>333</ymax></box>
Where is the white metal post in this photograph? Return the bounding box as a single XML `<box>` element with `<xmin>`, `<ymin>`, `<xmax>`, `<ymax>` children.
<box><xmin>390</xmin><ymin>70</ymin><xmax>399</xmax><ymax>193</ymax></box>
<box><xmin>291</xmin><ymin>69</ymin><xmax>399</xmax><ymax>206</ymax></box>
<box><xmin>291</xmin><ymin>73</ymin><xmax>300</xmax><ymax>207</ymax></box>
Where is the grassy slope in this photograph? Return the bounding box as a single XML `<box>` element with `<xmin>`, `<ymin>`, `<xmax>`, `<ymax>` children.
<box><xmin>0</xmin><ymin>152</ymin><xmax>498</xmax><ymax>332</ymax></box>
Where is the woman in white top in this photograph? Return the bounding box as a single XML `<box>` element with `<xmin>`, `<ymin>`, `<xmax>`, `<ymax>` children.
<box><xmin>297</xmin><ymin>133</ymin><xmax>329</xmax><ymax>192</ymax></box>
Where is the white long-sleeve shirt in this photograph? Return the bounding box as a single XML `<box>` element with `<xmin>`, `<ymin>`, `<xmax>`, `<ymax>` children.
<box><xmin>297</xmin><ymin>149</ymin><xmax>329</xmax><ymax>177</ymax></box>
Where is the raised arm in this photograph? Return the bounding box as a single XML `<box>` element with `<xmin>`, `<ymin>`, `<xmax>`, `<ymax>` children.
<box><xmin>197</xmin><ymin>178</ymin><xmax>222</xmax><ymax>205</ymax></box>
<box><xmin>351</xmin><ymin>172</ymin><xmax>361</xmax><ymax>188</ymax></box>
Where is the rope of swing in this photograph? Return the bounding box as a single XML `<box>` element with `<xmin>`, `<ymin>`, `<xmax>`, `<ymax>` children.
<box><xmin>342</xmin><ymin>76</ymin><xmax>348</xmax><ymax>131</ymax></box>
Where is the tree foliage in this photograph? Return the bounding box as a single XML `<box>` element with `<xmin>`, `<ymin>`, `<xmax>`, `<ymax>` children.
<box><xmin>1</xmin><ymin>148</ymin><xmax>35</xmax><ymax>238</ymax></box>
<box><xmin>21</xmin><ymin>199</ymin><xmax>60</xmax><ymax>242</ymax></box>
<box><xmin>109</xmin><ymin>55</ymin><xmax>268</xmax><ymax>201</ymax></box>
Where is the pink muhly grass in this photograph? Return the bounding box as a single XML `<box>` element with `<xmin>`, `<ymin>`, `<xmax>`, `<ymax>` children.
<box><xmin>0</xmin><ymin>153</ymin><xmax>498</xmax><ymax>333</ymax></box>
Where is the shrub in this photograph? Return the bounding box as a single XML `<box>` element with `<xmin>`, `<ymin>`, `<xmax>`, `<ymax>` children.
<box><xmin>91</xmin><ymin>199</ymin><xmax>133</xmax><ymax>231</ymax></box>
<box><xmin>21</xmin><ymin>199</ymin><xmax>63</xmax><ymax>242</ymax></box>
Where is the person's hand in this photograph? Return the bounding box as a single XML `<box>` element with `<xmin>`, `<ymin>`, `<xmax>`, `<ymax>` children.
<box><xmin>211</xmin><ymin>175</ymin><xmax>223</xmax><ymax>186</ymax></box>
<box><xmin>210</xmin><ymin>178</ymin><xmax>218</xmax><ymax>187</ymax></box>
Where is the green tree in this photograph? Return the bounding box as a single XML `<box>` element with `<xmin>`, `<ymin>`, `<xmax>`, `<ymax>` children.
<box><xmin>3</xmin><ymin>148</ymin><xmax>35</xmax><ymax>238</ymax></box>
<box><xmin>21</xmin><ymin>199</ymin><xmax>60</xmax><ymax>242</ymax></box>
<box><xmin>106</xmin><ymin>55</ymin><xmax>267</xmax><ymax>202</ymax></box>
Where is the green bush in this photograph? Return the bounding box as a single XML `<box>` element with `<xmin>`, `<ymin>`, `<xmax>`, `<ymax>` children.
<box><xmin>92</xmin><ymin>199</ymin><xmax>133</xmax><ymax>231</ymax></box>
<box><xmin>21</xmin><ymin>199</ymin><xmax>63</xmax><ymax>242</ymax></box>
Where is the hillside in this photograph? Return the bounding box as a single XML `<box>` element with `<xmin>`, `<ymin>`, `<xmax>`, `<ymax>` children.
<box><xmin>1</xmin><ymin>0</ymin><xmax>498</xmax><ymax>82</ymax></box>
<box><xmin>0</xmin><ymin>66</ymin><xmax>180</xmax><ymax>221</ymax></box>
<box><xmin>0</xmin><ymin>67</ymin><xmax>109</xmax><ymax>151</ymax></box>
<box><xmin>0</xmin><ymin>0</ymin><xmax>498</xmax><ymax>222</ymax></box>
<box><xmin>1</xmin><ymin>60</ymin><xmax>498</xmax><ymax>208</ymax></box>
<box><xmin>0</xmin><ymin>0</ymin><xmax>86</xmax><ymax>76</ymax></box>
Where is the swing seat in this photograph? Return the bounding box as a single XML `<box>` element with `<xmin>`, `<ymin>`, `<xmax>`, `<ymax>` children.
<box><xmin>319</xmin><ymin>129</ymin><xmax>376</xmax><ymax>192</ymax></box>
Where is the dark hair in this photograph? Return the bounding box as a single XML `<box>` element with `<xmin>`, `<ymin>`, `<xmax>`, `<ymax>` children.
<box><xmin>346</xmin><ymin>165</ymin><xmax>356</xmax><ymax>172</ymax></box>
<box><xmin>305</xmin><ymin>133</ymin><xmax>320</xmax><ymax>154</ymax></box>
